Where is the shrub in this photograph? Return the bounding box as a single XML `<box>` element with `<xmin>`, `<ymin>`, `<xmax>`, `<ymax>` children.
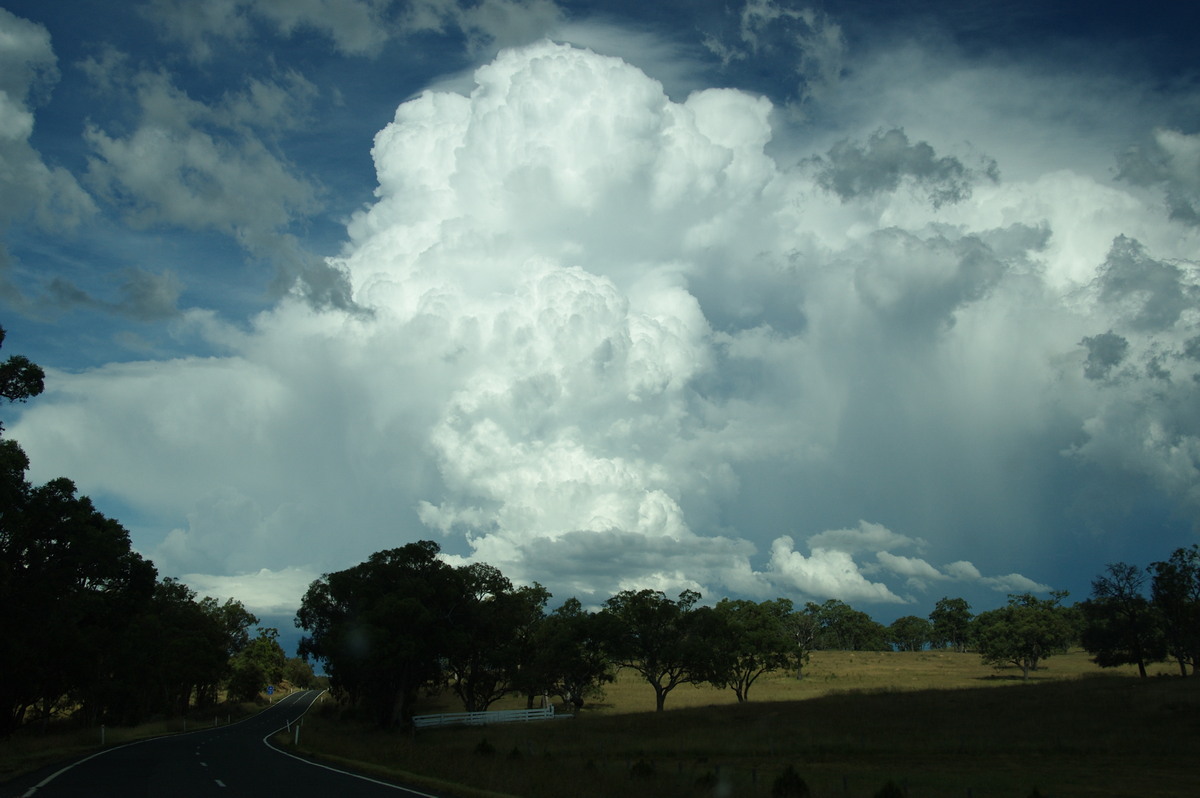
<box><xmin>771</xmin><ymin>764</ymin><xmax>810</xmax><ymax>798</ymax></box>
<box><xmin>629</xmin><ymin>758</ymin><xmax>655</xmax><ymax>779</ymax></box>
<box><xmin>875</xmin><ymin>780</ymin><xmax>905</xmax><ymax>798</ymax></box>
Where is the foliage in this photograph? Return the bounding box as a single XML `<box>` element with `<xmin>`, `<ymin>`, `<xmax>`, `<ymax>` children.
<box><xmin>886</xmin><ymin>615</ymin><xmax>932</xmax><ymax>652</ymax></box>
<box><xmin>1149</xmin><ymin>545</ymin><xmax>1200</xmax><ymax>676</ymax></box>
<box><xmin>1080</xmin><ymin>562</ymin><xmax>1166</xmax><ymax>678</ymax></box>
<box><xmin>874</xmin><ymin>780</ymin><xmax>906</xmax><ymax>798</ymax></box>
<box><xmin>0</xmin><ymin>461</ymin><xmax>157</xmax><ymax>733</ymax></box>
<box><xmin>444</xmin><ymin>564</ymin><xmax>550</xmax><ymax>712</ymax></box>
<box><xmin>228</xmin><ymin>628</ymin><xmax>287</xmax><ymax>702</ymax></box>
<box><xmin>297</xmin><ymin>541</ymin><xmax>464</xmax><ymax>727</ymax></box>
<box><xmin>283</xmin><ymin>656</ymin><xmax>317</xmax><ymax>688</ymax></box>
<box><xmin>971</xmin><ymin>592</ymin><xmax>1073</xmax><ymax>679</ymax></box>
<box><xmin>0</xmin><ymin>326</ymin><xmax>45</xmax><ymax>434</ymax></box>
<box><xmin>0</xmin><ymin>441</ymin><xmax>258</xmax><ymax>730</ymax></box>
<box><xmin>526</xmin><ymin>597</ymin><xmax>613</xmax><ymax>709</ymax></box>
<box><xmin>700</xmin><ymin>598</ymin><xmax>801</xmax><ymax>701</ymax></box>
<box><xmin>598</xmin><ymin>588</ymin><xmax>707</xmax><ymax>711</ymax></box>
<box><xmin>771</xmin><ymin>764</ymin><xmax>810</xmax><ymax>797</ymax></box>
<box><xmin>806</xmin><ymin>599</ymin><xmax>889</xmax><ymax>651</ymax></box>
<box><xmin>928</xmin><ymin>596</ymin><xmax>972</xmax><ymax>652</ymax></box>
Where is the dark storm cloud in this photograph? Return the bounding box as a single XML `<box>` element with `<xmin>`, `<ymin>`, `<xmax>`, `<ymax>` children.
<box><xmin>1117</xmin><ymin>130</ymin><xmax>1200</xmax><ymax>226</ymax></box>
<box><xmin>44</xmin><ymin>268</ymin><xmax>182</xmax><ymax>321</ymax></box>
<box><xmin>1097</xmin><ymin>235</ymin><xmax>1196</xmax><ymax>332</ymax></box>
<box><xmin>1080</xmin><ymin>330</ymin><xmax>1129</xmax><ymax>380</ymax></box>
<box><xmin>810</xmin><ymin>128</ymin><xmax>997</xmax><ymax>207</ymax></box>
<box><xmin>852</xmin><ymin>227</ymin><xmax>1019</xmax><ymax>335</ymax></box>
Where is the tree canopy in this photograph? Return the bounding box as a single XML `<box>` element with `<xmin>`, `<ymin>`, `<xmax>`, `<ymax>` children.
<box><xmin>598</xmin><ymin>588</ymin><xmax>707</xmax><ymax>712</ymax></box>
<box><xmin>972</xmin><ymin>592</ymin><xmax>1074</xmax><ymax>679</ymax></box>
<box><xmin>1080</xmin><ymin>562</ymin><xmax>1165</xmax><ymax>678</ymax></box>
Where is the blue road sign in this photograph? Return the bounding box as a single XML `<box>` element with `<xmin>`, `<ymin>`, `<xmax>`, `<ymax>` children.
<box><xmin>266</xmin><ymin>685</ymin><xmax>275</xmax><ymax>695</ymax></box>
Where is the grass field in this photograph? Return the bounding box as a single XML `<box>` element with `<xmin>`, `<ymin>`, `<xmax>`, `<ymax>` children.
<box><xmin>282</xmin><ymin>651</ymin><xmax>1200</xmax><ymax>798</ymax></box>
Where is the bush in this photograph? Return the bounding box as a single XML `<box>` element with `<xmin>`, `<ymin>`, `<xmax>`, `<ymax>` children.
<box><xmin>629</xmin><ymin>758</ymin><xmax>655</xmax><ymax>779</ymax></box>
<box><xmin>875</xmin><ymin>780</ymin><xmax>905</xmax><ymax>798</ymax></box>
<box><xmin>771</xmin><ymin>764</ymin><xmax>810</xmax><ymax>798</ymax></box>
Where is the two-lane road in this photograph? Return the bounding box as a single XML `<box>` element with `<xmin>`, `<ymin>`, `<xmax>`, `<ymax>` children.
<box><xmin>10</xmin><ymin>691</ymin><xmax>438</xmax><ymax>798</ymax></box>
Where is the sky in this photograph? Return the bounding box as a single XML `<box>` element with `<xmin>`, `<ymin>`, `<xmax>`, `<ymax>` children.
<box><xmin>3</xmin><ymin>0</ymin><xmax>1200</xmax><ymax>639</ymax></box>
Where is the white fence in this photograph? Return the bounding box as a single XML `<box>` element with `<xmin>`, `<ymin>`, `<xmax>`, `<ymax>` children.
<box><xmin>411</xmin><ymin>705</ymin><xmax>556</xmax><ymax>729</ymax></box>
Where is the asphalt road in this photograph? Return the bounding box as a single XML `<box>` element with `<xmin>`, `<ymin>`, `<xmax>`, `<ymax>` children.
<box><xmin>6</xmin><ymin>691</ymin><xmax>440</xmax><ymax>798</ymax></box>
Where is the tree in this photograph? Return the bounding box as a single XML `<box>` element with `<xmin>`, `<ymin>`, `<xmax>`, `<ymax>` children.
<box><xmin>283</xmin><ymin>656</ymin><xmax>316</xmax><ymax>689</ymax></box>
<box><xmin>887</xmin><ymin>615</ymin><xmax>932</xmax><ymax>652</ymax></box>
<box><xmin>0</xmin><ymin>470</ymin><xmax>157</xmax><ymax>732</ymax></box>
<box><xmin>807</xmin><ymin>599</ymin><xmax>888</xmax><ymax>651</ymax></box>
<box><xmin>296</xmin><ymin>541</ymin><xmax>463</xmax><ymax>727</ymax></box>
<box><xmin>444</xmin><ymin>564</ymin><xmax>551</xmax><ymax>712</ymax></box>
<box><xmin>701</xmin><ymin>598</ymin><xmax>798</xmax><ymax>702</ymax></box>
<box><xmin>971</xmin><ymin>592</ymin><xmax>1073</xmax><ymax>679</ymax></box>
<box><xmin>928</xmin><ymin>596</ymin><xmax>973</xmax><ymax>652</ymax></box>
<box><xmin>1149</xmin><ymin>545</ymin><xmax>1200</xmax><ymax>676</ymax></box>
<box><xmin>525</xmin><ymin>597</ymin><xmax>613</xmax><ymax>710</ymax></box>
<box><xmin>598</xmin><ymin>589</ymin><xmax>706</xmax><ymax>712</ymax></box>
<box><xmin>782</xmin><ymin>604</ymin><xmax>818</xmax><ymax>679</ymax></box>
<box><xmin>1080</xmin><ymin>563</ymin><xmax>1165</xmax><ymax>678</ymax></box>
<box><xmin>228</xmin><ymin>628</ymin><xmax>287</xmax><ymax>702</ymax></box>
<box><xmin>0</xmin><ymin>325</ymin><xmax>45</xmax><ymax>434</ymax></box>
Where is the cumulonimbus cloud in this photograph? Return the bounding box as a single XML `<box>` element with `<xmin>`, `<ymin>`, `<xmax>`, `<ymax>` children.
<box><xmin>10</xmin><ymin>30</ymin><xmax>1199</xmax><ymax>616</ymax></box>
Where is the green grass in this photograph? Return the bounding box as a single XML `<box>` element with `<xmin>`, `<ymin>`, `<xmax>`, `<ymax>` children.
<box><xmin>283</xmin><ymin>651</ymin><xmax>1200</xmax><ymax>797</ymax></box>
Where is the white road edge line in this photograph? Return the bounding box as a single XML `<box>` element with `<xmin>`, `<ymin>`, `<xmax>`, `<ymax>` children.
<box><xmin>261</xmin><ymin>690</ymin><xmax>438</xmax><ymax>797</ymax></box>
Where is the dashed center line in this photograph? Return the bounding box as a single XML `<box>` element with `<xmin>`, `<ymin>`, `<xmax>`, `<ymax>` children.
<box><xmin>214</xmin><ymin>779</ymin><xmax>226</xmax><ymax>788</ymax></box>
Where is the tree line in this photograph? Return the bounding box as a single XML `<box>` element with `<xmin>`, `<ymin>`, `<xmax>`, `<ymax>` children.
<box><xmin>298</xmin><ymin>541</ymin><xmax>1200</xmax><ymax>727</ymax></box>
<box><xmin>0</xmin><ymin>329</ymin><xmax>314</xmax><ymax>736</ymax></box>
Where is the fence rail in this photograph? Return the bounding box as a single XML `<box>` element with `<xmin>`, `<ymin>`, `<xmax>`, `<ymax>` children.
<box><xmin>412</xmin><ymin>705</ymin><xmax>556</xmax><ymax>729</ymax></box>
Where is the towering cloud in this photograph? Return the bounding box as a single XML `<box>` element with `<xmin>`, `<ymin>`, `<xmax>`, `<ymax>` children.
<box><xmin>10</xmin><ymin>30</ymin><xmax>1199</xmax><ymax>616</ymax></box>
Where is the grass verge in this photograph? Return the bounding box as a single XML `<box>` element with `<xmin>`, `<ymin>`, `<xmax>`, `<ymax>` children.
<box><xmin>281</xmin><ymin>651</ymin><xmax>1200</xmax><ymax>798</ymax></box>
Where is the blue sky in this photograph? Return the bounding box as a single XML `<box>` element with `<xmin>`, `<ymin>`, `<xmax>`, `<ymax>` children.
<box><xmin>3</xmin><ymin>0</ymin><xmax>1200</xmax><ymax>636</ymax></box>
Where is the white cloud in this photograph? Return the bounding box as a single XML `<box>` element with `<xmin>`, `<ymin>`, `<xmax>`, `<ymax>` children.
<box><xmin>144</xmin><ymin>0</ymin><xmax>565</xmax><ymax>61</ymax></box>
<box><xmin>181</xmin><ymin>566</ymin><xmax>320</xmax><ymax>616</ymax></box>
<box><xmin>145</xmin><ymin>0</ymin><xmax>395</xmax><ymax>59</ymax></box>
<box><xmin>13</xmin><ymin>26</ymin><xmax>1198</xmax><ymax>616</ymax></box>
<box><xmin>981</xmin><ymin>573</ymin><xmax>1053</xmax><ymax>594</ymax></box>
<box><xmin>808</xmin><ymin>520</ymin><xmax>924</xmax><ymax>555</ymax></box>
<box><xmin>767</xmin><ymin>535</ymin><xmax>905</xmax><ymax>604</ymax></box>
<box><xmin>0</xmin><ymin>7</ymin><xmax>95</xmax><ymax>293</ymax></box>
<box><xmin>78</xmin><ymin>66</ymin><xmax>354</xmax><ymax>307</ymax></box>
<box><xmin>943</xmin><ymin>561</ymin><xmax>982</xmax><ymax>581</ymax></box>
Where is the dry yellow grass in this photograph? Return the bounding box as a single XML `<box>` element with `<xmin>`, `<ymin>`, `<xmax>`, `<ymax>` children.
<box><xmin>286</xmin><ymin>650</ymin><xmax>1200</xmax><ymax>798</ymax></box>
